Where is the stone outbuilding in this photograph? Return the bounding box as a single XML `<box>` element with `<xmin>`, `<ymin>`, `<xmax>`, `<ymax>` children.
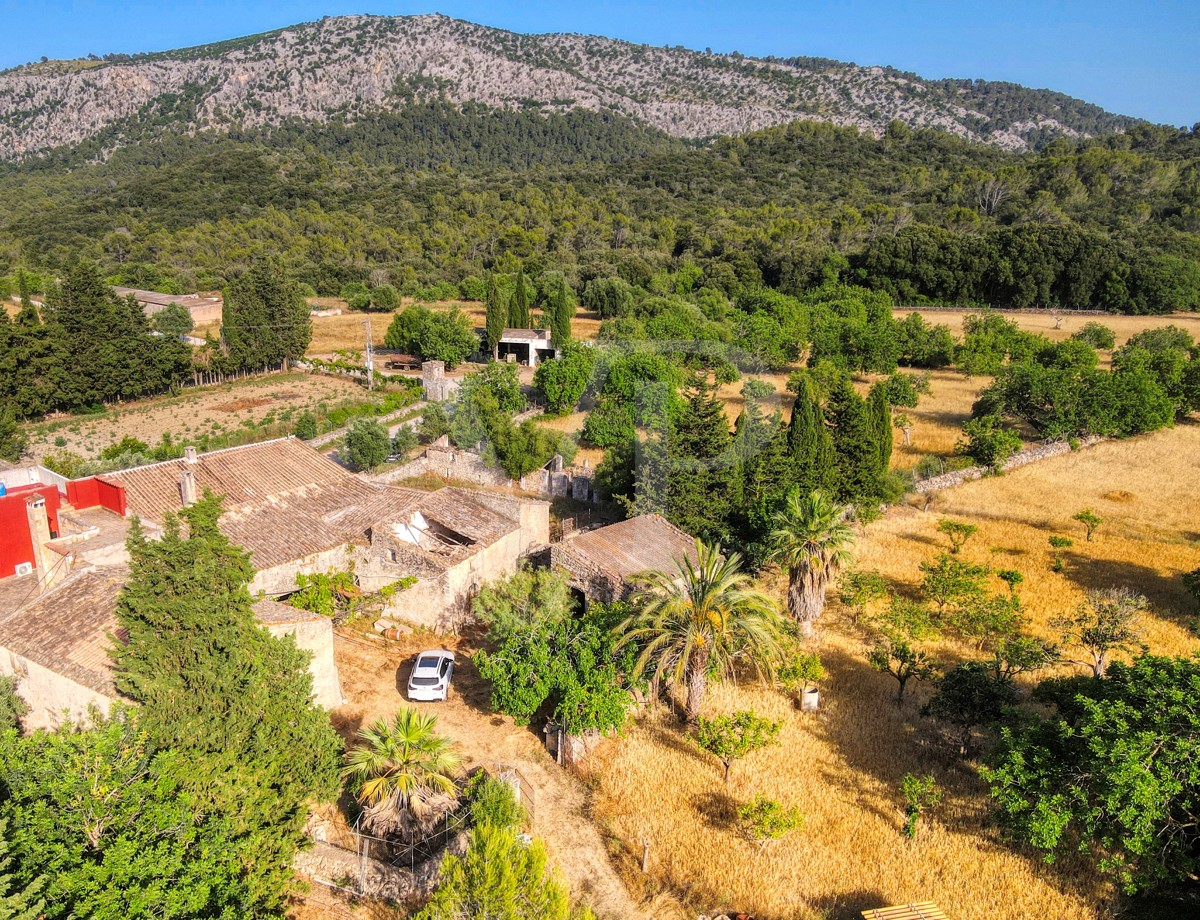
<box><xmin>551</xmin><ymin>514</ymin><xmax>698</xmax><ymax>605</ymax></box>
<box><xmin>497</xmin><ymin>328</ymin><xmax>557</xmax><ymax>367</ymax></box>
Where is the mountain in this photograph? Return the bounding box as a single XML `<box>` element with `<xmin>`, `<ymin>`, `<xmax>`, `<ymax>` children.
<box><xmin>0</xmin><ymin>14</ymin><xmax>1141</xmax><ymax>161</ymax></box>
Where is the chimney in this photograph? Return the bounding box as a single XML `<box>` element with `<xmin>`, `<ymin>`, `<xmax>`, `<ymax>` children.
<box><xmin>25</xmin><ymin>496</ymin><xmax>52</xmax><ymax>593</ymax></box>
<box><xmin>184</xmin><ymin>445</ymin><xmax>198</xmax><ymax>464</ymax></box>
<box><xmin>180</xmin><ymin>468</ymin><xmax>197</xmax><ymax>506</ymax></box>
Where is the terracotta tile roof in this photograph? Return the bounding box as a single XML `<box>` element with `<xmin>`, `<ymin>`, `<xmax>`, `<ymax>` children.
<box><xmin>419</xmin><ymin>488</ymin><xmax>520</xmax><ymax>545</ymax></box>
<box><xmin>103</xmin><ymin>439</ymin><xmax>520</xmax><ymax>575</ymax></box>
<box><xmin>0</xmin><ymin>569</ymin><xmax>324</xmax><ymax>696</ymax></box>
<box><xmin>558</xmin><ymin>514</ymin><xmax>698</xmax><ymax>583</ymax></box>
<box><xmin>104</xmin><ymin>437</ymin><xmax>351</xmax><ymax>522</ymax></box>
<box><xmin>0</xmin><ymin>568</ymin><xmax>127</xmax><ymax>695</ymax></box>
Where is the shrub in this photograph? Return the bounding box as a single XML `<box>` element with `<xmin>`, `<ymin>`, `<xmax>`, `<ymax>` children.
<box><xmin>1071</xmin><ymin>322</ymin><xmax>1116</xmax><ymax>350</ymax></box>
<box><xmin>417</xmin><ymin>403</ymin><xmax>451</xmax><ymax>442</ymax></box>
<box><xmin>900</xmin><ymin>773</ymin><xmax>941</xmax><ymax>838</ymax></box>
<box><xmin>293</xmin><ymin>411</ymin><xmax>319</xmax><ymax>440</ymax></box>
<box><xmin>342</xmin><ymin>418</ymin><xmax>390</xmax><ymax>471</ymax></box>
<box><xmin>737</xmin><ymin>795</ymin><xmax>803</xmax><ymax>850</ymax></box>
<box><xmin>956</xmin><ymin>415</ymin><xmax>1022</xmax><ymax>469</ymax></box>
<box><xmin>0</xmin><ymin>675</ymin><xmax>28</xmax><ymax>732</ymax></box>
<box><xmin>466</xmin><ymin>772</ymin><xmax>527</xmax><ymax>830</ymax></box>
<box><xmin>391</xmin><ymin>427</ymin><xmax>418</xmax><ymax>457</ymax></box>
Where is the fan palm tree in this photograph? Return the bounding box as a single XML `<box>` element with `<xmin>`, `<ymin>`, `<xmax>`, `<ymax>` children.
<box><xmin>618</xmin><ymin>539</ymin><xmax>784</xmax><ymax>722</ymax></box>
<box><xmin>343</xmin><ymin>709</ymin><xmax>463</xmax><ymax>834</ymax></box>
<box><xmin>768</xmin><ymin>488</ymin><xmax>856</xmax><ymax>635</ymax></box>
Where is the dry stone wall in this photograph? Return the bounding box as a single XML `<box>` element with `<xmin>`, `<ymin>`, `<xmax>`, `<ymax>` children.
<box><xmin>913</xmin><ymin>436</ymin><xmax>1105</xmax><ymax>494</ymax></box>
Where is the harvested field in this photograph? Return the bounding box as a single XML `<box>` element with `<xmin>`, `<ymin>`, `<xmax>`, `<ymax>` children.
<box><xmin>897</xmin><ymin>309</ymin><xmax>1200</xmax><ymax>348</ymax></box>
<box><xmin>591</xmin><ymin>659</ymin><xmax>1107</xmax><ymax>920</ymax></box>
<box><xmin>882</xmin><ymin>369</ymin><xmax>986</xmax><ymax>469</ymax></box>
<box><xmin>591</xmin><ymin>421</ymin><xmax>1200</xmax><ymax>920</ymax></box>
<box><xmin>21</xmin><ymin>373</ymin><xmax>368</xmax><ymax>463</ymax></box>
<box><xmin>868</xmin><ymin>422</ymin><xmax>1200</xmax><ymax>656</ymax></box>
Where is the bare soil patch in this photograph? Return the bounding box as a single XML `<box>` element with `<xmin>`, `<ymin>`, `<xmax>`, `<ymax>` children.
<box><xmin>329</xmin><ymin>628</ymin><xmax>645</xmax><ymax>919</ymax></box>
<box><xmin>22</xmin><ymin>372</ymin><xmax>367</xmax><ymax>463</ymax></box>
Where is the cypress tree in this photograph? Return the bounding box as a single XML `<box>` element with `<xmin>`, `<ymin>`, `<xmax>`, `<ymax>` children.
<box><xmin>826</xmin><ymin>377</ymin><xmax>883</xmax><ymax>506</ymax></box>
<box><xmin>540</xmin><ymin>271</ymin><xmax>575</xmax><ymax>345</ymax></box>
<box><xmin>484</xmin><ymin>272</ymin><xmax>506</xmax><ymax>360</ymax></box>
<box><xmin>786</xmin><ymin>374</ymin><xmax>836</xmax><ymax>497</ymax></box>
<box><xmin>667</xmin><ymin>385</ymin><xmax>732</xmax><ymax>540</ymax></box>
<box><xmin>14</xmin><ymin>271</ymin><xmax>36</xmax><ymax>325</ymax></box>
<box><xmin>223</xmin><ymin>260</ymin><xmax>311</xmax><ymax>371</ymax></box>
<box><xmin>509</xmin><ymin>267</ymin><xmax>530</xmax><ymax>329</ymax></box>
<box><xmin>113</xmin><ymin>493</ymin><xmax>341</xmax><ymax>915</ymax></box>
<box><xmin>868</xmin><ymin>381</ymin><xmax>894</xmax><ymax>478</ymax></box>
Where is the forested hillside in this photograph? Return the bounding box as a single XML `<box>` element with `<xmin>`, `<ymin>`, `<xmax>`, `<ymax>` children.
<box><xmin>1</xmin><ymin>114</ymin><xmax>1197</xmax><ymax>313</ymax></box>
<box><xmin>0</xmin><ymin>14</ymin><xmax>1140</xmax><ymax>160</ymax></box>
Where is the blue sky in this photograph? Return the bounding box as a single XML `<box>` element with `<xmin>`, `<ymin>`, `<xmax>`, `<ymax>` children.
<box><xmin>3</xmin><ymin>0</ymin><xmax>1197</xmax><ymax>125</ymax></box>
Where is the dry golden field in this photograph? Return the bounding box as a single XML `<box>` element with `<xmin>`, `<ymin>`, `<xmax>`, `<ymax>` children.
<box><xmin>897</xmin><ymin>309</ymin><xmax>1200</xmax><ymax>349</ymax></box>
<box><xmin>589</xmin><ymin>422</ymin><xmax>1200</xmax><ymax>920</ymax></box>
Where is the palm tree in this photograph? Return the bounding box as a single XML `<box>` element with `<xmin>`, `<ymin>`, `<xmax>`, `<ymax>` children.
<box><xmin>768</xmin><ymin>488</ymin><xmax>856</xmax><ymax>635</ymax></box>
<box><xmin>618</xmin><ymin>539</ymin><xmax>783</xmax><ymax>722</ymax></box>
<box><xmin>343</xmin><ymin>709</ymin><xmax>463</xmax><ymax>834</ymax></box>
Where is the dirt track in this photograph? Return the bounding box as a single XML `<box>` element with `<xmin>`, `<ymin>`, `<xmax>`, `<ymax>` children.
<box><xmin>328</xmin><ymin>629</ymin><xmax>644</xmax><ymax>920</ymax></box>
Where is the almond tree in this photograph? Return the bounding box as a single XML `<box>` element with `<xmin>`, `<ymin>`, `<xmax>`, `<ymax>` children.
<box><xmin>1050</xmin><ymin>587</ymin><xmax>1147</xmax><ymax>677</ymax></box>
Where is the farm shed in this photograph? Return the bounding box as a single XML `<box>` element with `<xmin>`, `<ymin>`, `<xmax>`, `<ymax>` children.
<box><xmin>551</xmin><ymin>513</ymin><xmax>698</xmax><ymax>605</ymax></box>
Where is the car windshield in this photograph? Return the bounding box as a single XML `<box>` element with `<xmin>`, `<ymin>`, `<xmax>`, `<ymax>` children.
<box><xmin>411</xmin><ymin>676</ymin><xmax>441</xmax><ymax>686</ymax></box>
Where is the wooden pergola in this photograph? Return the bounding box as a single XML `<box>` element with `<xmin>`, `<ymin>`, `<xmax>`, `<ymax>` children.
<box><xmin>862</xmin><ymin>903</ymin><xmax>949</xmax><ymax>920</ymax></box>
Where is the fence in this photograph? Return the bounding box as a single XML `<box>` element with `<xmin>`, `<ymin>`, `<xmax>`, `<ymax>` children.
<box><xmin>495</xmin><ymin>763</ymin><xmax>536</xmax><ymax>824</ymax></box>
<box><xmin>351</xmin><ymin>807</ymin><xmax>470</xmax><ymax>876</ymax></box>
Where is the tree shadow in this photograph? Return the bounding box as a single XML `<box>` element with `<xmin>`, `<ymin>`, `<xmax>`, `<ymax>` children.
<box><xmin>1061</xmin><ymin>551</ymin><xmax>1194</xmax><ymax>623</ymax></box>
<box><xmin>329</xmin><ymin>708</ymin><xmax>364</xmax><ymax>744</ymax></box>
<box><xmin>690</xmin><ymin>788</ymin><xmax>739</xmax><ymax>832</ymax></box>
<box><xmin>644</xmin><ymin>718</ymin><xmax>712</xmax><ymax>768</ymax></box>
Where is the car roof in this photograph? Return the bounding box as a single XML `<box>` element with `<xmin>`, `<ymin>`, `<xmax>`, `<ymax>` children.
<box><xmin>415</xmin><ymin>649</ymin><xmax>455</xmax><ymax>663</ymax></box>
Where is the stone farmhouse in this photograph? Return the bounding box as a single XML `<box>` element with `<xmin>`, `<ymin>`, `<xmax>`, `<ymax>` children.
<box><xmin>0</xmin><ymin>437</ymin><xmax>550</xmax><ymax>729</ymax></box>
<box><xmin>101</xmin><ymin>438</ymin><xmax>549</xmax><ymax>617</ymax></box>
<box><xmin>0</xmin><ymin>567</ymin><xmax>344</xmax><ymax>729</ymax></box>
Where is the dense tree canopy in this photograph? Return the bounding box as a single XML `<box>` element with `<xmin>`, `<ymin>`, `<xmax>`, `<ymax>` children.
<box><xmin>984</xmin><ymin>655</ymin><xmax>1200</xmax><ymax>894</ymax></box>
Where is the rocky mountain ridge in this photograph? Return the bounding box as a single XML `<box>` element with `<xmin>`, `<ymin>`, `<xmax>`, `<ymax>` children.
<box><xmin>0</xmin><ymin>14</ymin><xmax>1140</xmax><ymax>160</ymax></box>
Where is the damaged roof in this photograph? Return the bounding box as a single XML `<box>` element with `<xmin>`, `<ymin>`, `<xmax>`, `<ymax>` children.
<box><xmin>103</xmin><ymin>438</ymin><xmax>520</xmax><ymax>573</ymax></box>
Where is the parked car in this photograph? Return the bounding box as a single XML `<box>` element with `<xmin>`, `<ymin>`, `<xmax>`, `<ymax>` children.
<box><xmin>406</xmin><ymin>650</ymin><xmax>455</xmax><ymax>701</ymax></box>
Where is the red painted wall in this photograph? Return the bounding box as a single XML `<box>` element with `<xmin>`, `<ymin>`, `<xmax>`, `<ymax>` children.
<box><xmin>65</xmin><ymin>476</ymin><xmax>126</xmax><ymax>515</ymax></box>
<box><xmin>0</xmin><ymin>485</ymin><xmax>60</xmax><ymax>579</ymax></box>
<box><xmin>96</xmin><ymin>479</ymin><xmax>126</xmax><ymax>516</ymax></box>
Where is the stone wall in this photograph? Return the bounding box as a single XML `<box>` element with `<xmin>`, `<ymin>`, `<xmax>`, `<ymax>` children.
<box><xmin>374</xmin><ymin>444</ymin><xmax>595</xmax><ymax>502</ymax></box>
<box><xmin>914</xmin><ymin>436</ymin><xmax>1105</xmax><ymax>494</ymax></box>
<box><xmin>251</xmin><ymin>544</ymin><xmax>359</xmax><ymax>596</ymax></box>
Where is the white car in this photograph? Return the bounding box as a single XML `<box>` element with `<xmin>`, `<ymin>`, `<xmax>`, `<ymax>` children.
<box><xmin>406</xmin><ymin>650</ymin><xmax>455</xmax><ymax>702</ymax></box>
